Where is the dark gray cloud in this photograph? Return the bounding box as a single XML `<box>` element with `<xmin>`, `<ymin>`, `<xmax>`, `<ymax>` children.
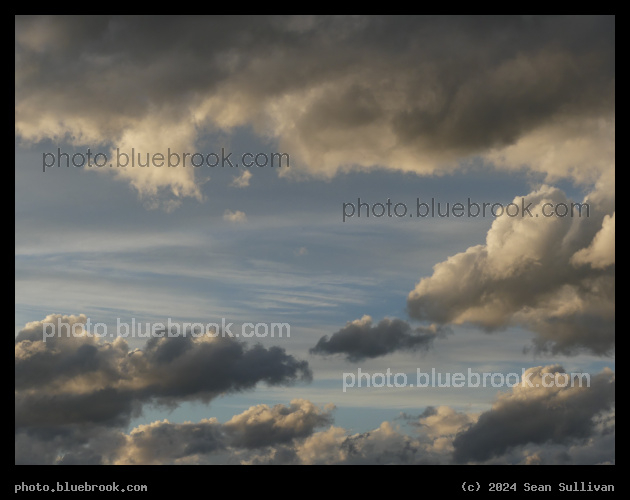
<box><xmin>15</xmin><ymin>314</ymin><xmax>311</xmax><ymax>430</ymax></box>
<box><xmin>16</xmin><ymin>15</ymin><xmax>614</xmax><ymax>201</ymax></box>
<box><xmin>15</xmin><ymin>425</ymin><xmax>125</xmax><ymax>465</ymax></box>
<box><xmin>452</xmin><ymin>366</ymin><xmax>615</xmax><ymax>463</ymax></box>
<box><xmin>15</xmin><ymin>399</ymin><xmax>334</xmax><ymax>464</ymax></box>
<box><xmin>310</xmin><ymin>316</ymin><xmax>443</xmax><ymax>361</ymax></box>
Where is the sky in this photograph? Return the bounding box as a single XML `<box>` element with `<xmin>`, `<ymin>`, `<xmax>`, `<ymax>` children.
<box><xmin>15</xmin><ymin>15</ymin><xmax>614</xmax><ymax>465</ymax></box>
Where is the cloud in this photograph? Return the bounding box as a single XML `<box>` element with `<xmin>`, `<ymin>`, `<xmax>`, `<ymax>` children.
<box><xmin>396</xmin><ymin>406</ymin><xmax>481</xmax><ymax>456</ymax></box>
<box><xmin>292</xmin><ymin>422</ymin><xmax>422</xmax><ymax>465</ymax></box>
<box><xmin>15</xmin><ymin>369</ymin><xmax>614</xmax><ymax>464</ymax></box>
<box><xmin>571</xmin><ymin>212</ymin><xmax>615</xmax><ymax>269</ymax></box>
<box><xmin>16</xmin><ymin>398</ymin><xmax>334</xmax><ymax>465</ymax></box>
<box><xmin>15</xmin><ymin>314</ymin><xmax>312</xmax><ymax>431</ymax></box>
<box><xmin>113</xmin><ymin>418</ymin><xmax>225</xmax><ymax>465</ymax></box>
<box><xmin>310</xmin><ymin>315</ymin><xmax>444</xmax><ymax>361</ymax></box>
<box><xmin>222</xmin><ymin>399</ymin><xmax>334</xmax><ymax>448</ymax></box>
<box><xmin>16</xmin><ymin>16</ymin><xmax>614</xmax><ymax>203</ymax></box>
<box><xmin>416</xmin><ymin>406</ymin><xmax>479</xmax><ymax>453</ymax></box>
<box><xmin>114</xmin><ymin>401</ymin><xmax>335</xmax><ymax>464</ymax></box>
<box><xmin>230</xmin><ymin>170</ymin><xmax>252</xmax><ymax>188</ymax></box>
<box><xmin>223</xmin><ymin>209</ymin><xmax>247</xmax><ymax>222</ymax></box>
<box><xmin>106</xmin><ymin>399</ymin><xmax>334</xmax><ymax>464</ymax></box>
<box><xmin>16</xmin><ymin>425</ymin><xmax>126</xmax><ymax>465</ymax></box>
<box><xmin>452</xmin><ymin>365</ymin><xmax>615</xmax><ymax>463</ymax></box>
<box><xmin>407</xmin><ymin>185</ymin><xmax>615</xmax><ymax>355</ymax></box>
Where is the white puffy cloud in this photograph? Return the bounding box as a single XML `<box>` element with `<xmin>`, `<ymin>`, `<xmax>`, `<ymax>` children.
<box><xmin>572</xmin><ymin>212</ymin><xmax>615</xmax><ymax>269</ymax></box>
<box><xmin>230</xmin><ymin>170</ymin><xmax>252</xmax><ymax>188</ymax></box>
<box><xmin>223</xmin><ymin>399</ymin><xmax>334</xmax><ymax>448</ymax></box>
<box><xmin>223</xmin><ymin>209</ymin><xmax>247</xmax><ymax>223</ymax></box>
<box><xmin>407</xmin><ymin>185</ymin><xmax>615</xmax><ymax>355</ymax></box>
